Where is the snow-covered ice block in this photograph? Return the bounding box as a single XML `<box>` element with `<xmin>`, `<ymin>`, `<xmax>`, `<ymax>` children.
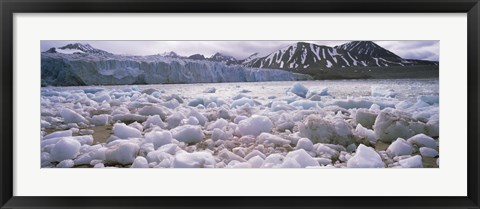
<box><xmin>354</xmin><ymin>109</ymin><xmax>377</xmax><ymax>129</ymax></box>
<box><xmin>399</xmin><ymin>155</ymin><xmax>423</xmax><ymax>168</ymax></box>
<box><xmin>288</xmin><ymin>83</ymin><xmax>309</xmax><ymax>98</ymax></box>
<box><xmin>247</xmin><ymin>156</ymin><xmax>264</xmax><ymax>168</ymax></box>
<box><xmin>138</xmin><ymin>106</ymin><xmax>169</xmax><ymax>119</ymax></box>
<box><xmin>72</xmin><ymin>135</ymin><xmax>94</xmax><ymax>146</ymax></box>
<box><xmin>371</xmin><ymin>86</ymin><xmax>397</xmax><ymax>98</ymax></box>
<box><xmin>256</xmin><ymin>133</ymin><xmax>290</xmax><ymax>146</ymax></box>
<box><xmin>43</xmin><ymin>130</ymin><xmax>72</xmax><ymax>140</ymax></box>
<box><xmin>59</xmin><ymin>108</ymin><xmax>88</xmax><ymax>124</ymax></box>
<box><xmin>419</xmin><ymin>147</ymin><xmax>439</xmax><ymax>157</ymax></box>
<box><xmin>144</xmin><ymin>115</ymin><xmax>166</xmax><ymax>129</ymax></box>
<box><xmin>203</xmin><ymin>87</ymin><xmax>216</xmax><ymax>93</ymax></box>
<box><xmin>131</xmin><ymin>156</ymin><xmax>149</xmax><ymax>168</ymax></box>
<box><xmin>347</xmin><ymin>144</ymin><xmax>385</xmax><ymax>168</ymax></box>
<box><xmin>56</xmin><ymin>159</ymin><xmax>75</xmax><ymax>168</ymax></box>
<box><xmin>237</xmin><ymin>115</ymin><xmax>273</xmax><ymax>136</ymax></box>
<box><xmin>206</xmin><ymin>118</ymin><xmax>228</xmax><ymax>131</ymax></box>
<box><xmin>407</xmin><ymin>134</ymin><xmax>437</xmax><ymax>149</ymax></box>
<box><xmin>296</xmin><ymin>138</ymin><xmax>314</xmax><ymax>151</ymax></box>
<box><xmin>284</xmin><ymin>149</ymin><xmax>319</xmax><ymax>168</ymax></box>
<box><xmin>105</xmin><ymin>140</ymin><xmax>140</xmax><ymax>165</ymax></box>
<box><xmin>299</xmin><ymin>115</ymin><xmax>353</xmax><ymax>146</ymax></box>
<box><xmin>113</xmin><ymin>123</ymin><xmax>142</xmax><ymax>139</ymax></box>
<box><xmin>145</xmin><ymin>130</ymin><xmax>173</xmax><ymax>149</ymax></box>
<box><xmin>166</xmin><ymin>112</ymin><xmax>186</xmax><ymax>129</ymax></box>
<box><xmin>50</xmin><ymin>138</ymin><xmax>81</xmax><ymax>162</ymax></box>
<box><xmin>171</xmin><ymin>125</ymin><xmax>204</xmax><ymax>144</ymax></box>
<box><xmin>261</xmin><ymin>153</ymin><xmax>285</xmax><ymax>168</ymax></box>
<box><xmin>173</xmin><ymin>152</ymin><xmax>216</xmax><ymax>168</ymax></box>
<box><xmin>354</xmin><ymin>124</ymin><xmax>377</xmax><ymax>144</ymax></box>
<box><xmin>230</xmin><ymin>97</ymin><xmax>257</xmax><ymax>108</ymax></box>
<box><xmin>91</xmin><ymin>114</ymin><xmax>110</xmax><ymax>126</ymax></box>
<box><xmin>386</xmin><ymin>138</ymin><xmax>413</xmax><ymax>157</ymax></box>
<box><xmin>373</xmin><ymin>110</ymin><xmax>415</xmax><ymax>143</ymax></box>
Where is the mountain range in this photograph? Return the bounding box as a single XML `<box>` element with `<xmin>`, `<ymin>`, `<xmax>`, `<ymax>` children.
<box><xmin>44</xmin><ymin>41</ymin><xmax>438</xmax><ymax>72</ymax></box>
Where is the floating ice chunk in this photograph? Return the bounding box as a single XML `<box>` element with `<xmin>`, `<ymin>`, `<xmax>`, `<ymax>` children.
<box><xmin>373</xmin><ymin>110</ymin><xmax>415</xmax><ymax>143</ymax></box>
<box><xmin>173</xmin><ymin>152</ymin><xmax>215</xmax><ymax>168</ymax></box>
<box><xmin>354</xmin><ymin>109</ymin><xmax>377</xmax><ymax>129</ymax></box>
<box><xmin>284</xmin><ymin>149</ymin><xmax>319</xmax><ymax>168</ymax></box>
<box><xmin>56</xmin><ymin>159</ymin><xmax>75</xmax><ymax>168</ymax></box>
<box><xmin>418</xmin><ymin>95</ymin><xmax>439</xmax><ymax>105</ymax></box>
<box><xmin>398</xmin><ymin>155</ymin><xmax>423</xmax><ymax>168</ymax></box>
<box><xmin>306</xmin><ymin>88</ymin><xmax>329</xmax><ymax>99</ymax></box>
<box><xmin>237</xmin><ymin>115</ymin><xmax>273</xmax><ymax>136</ymax></box>
<box><xmin>105</xmin><ymin>140</ymin><xmax>140</xmax><ymax>165</ymax></box>
<box><xmin>144</xmin><ymin>115</ymin><xmax>166</xmax><ymax>129</ymax></box>
<box><xmin>299</xmin><ymin>115</ymin><xmax>353</xmax><ymax>146</ymax></box>
<box><xmin>112</xmin><ymin>114</ymin><xmax>147</xmax><ymax>123</ymax></box>
<box><xmin>347</xmin><ymin>144</ymin><xmax>385</xmax><ymax>168</ymax></box>
<box><xmin>43</xmin><ymin>130</ymin><xmax>72</xmax><ymax>140</ymax></box>
<box><xmin>419</xmin><ymin>147</ymin><xmax>439</xmax><ymax>157</ymax></box>
<box><xmin>182</xmin><ymin>116</ymin><xmax>199</xmax><ymax>125</ymax></box>
<box><xmin>290</xmin><ymin>100</ymin><xmax>319</xmax><ymax>110</ymax></box>
<box><xmin>211</xmin><ymin>128</ymin><xmax>231</xmax><ymax>141</ymax></box>
<box><xmin>113</xmin><ymin>123</ymin><xmax>142</xmax><ymax>139</ymax></box>
<box><xmin>233</xmin><ymin>115</ymin><xmax>248</xmax><ymax>124</ymax></box>
<box><xmin>407</xmin><ymin>134</ymin><xmax>437</xmax><ymax>149</ymax></box>
<box><xmin>138</xmin><ymin>106</ymin><xmax>170</xmax><ymax>119</ymax></box>
<box><xmin>171</xmin><ymin>125</ymin><xmax>204</xmax><ymax>144</ymax></box>
<box><xmin>354</xmin><ymin>124</ymin><xmax>378</xmax><ymax>144</ymax></box>
<box><xmin>50</xmin><ymin>138</ymin><xmax>81</xmax><ymax>162</ymax></box>
<box><xmin>247</xmin><ymin>156</ymin><xmax>264</xmax><ymax>168</ymax></box>
<box><xmin>90</xmin><ymin>114</ymin><xmax>110</xmax><ymax>126</ymax></box>
<box><xmin>59</xmin><ymin>108</ymin><xmax>88</xmax><ymax>124</ymax></box>
<box><xmin>244</xmin><ymin>150</ymin><xmax>267</xmax><ymax>160</ymax></box>
<box><xmin>288</xmin><ymin>83</ymin><xmax>309</xmax><ymax>98</ymax></box>
<box><xmin>386</xmin><ymin>138</ymin><xmax>413</xmax><ymax>157</ymax></box>
<box><xmin>231</xmin><ymin>97</ymin><xmax>256</xmax><ymax>108</ymax></box>
<box><xmin>207</xmin><ymin>118</ymin><xmax>228</xmax><ymax>131</ymax></box>
<box><xmin>203</xmin><ymin>87</ymin><xmax>216</xmax><ymax>93</ymax></box>
<box><xmin>131</xmin><ymin>156</ymin><xmax>149</xmax><ymax>168</ymax></box>
<box><xmin>296</xmin><ymin>138</ymin><xmax>314</xmax><ymax>151</ymax></box>
<box><xmin>145</xmin><ymin>130</ymin><xmax>173</xmax><ymax>149</ymax></box>
<box><xmin>261</xmin><ymin>153</ymin><xmax>285</xmax><ymax>168</ymax></box>
<box><xmin>371</xmin><ymin>86</ymin><xmax>397</xmax><ymax>98</ymax></box>
<box><xmin>256</xmin><ymin>133</ymin><xmax>290</xmax><ymax>146</ymax></box>
<box><xmin>166</xmin><ymin>112</ymin><xmax>186</xmax><ymax>129</ymax></box>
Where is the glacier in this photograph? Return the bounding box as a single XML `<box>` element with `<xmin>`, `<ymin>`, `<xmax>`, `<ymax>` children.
<box><xmin>41</xmin><ymin>53</ymin><xmax>312</xmax><ymax>86</ymax></box>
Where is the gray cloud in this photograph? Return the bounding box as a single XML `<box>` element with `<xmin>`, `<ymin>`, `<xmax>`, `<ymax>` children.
<box><xmin>41</xmin><ymin>40</ymin><xmax>439</xmax><ymax>61</ymax></box>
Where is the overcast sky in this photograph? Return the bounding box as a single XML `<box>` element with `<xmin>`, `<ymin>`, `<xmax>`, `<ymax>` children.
<box><xmin>41</xmin><ymin>40</ymin><xmax>439</xmax><ymax>61</ymax></box>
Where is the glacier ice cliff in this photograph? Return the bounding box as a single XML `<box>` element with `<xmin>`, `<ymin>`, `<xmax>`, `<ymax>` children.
<box><xmin>41</xmin><ymin>53</ymin><xmax>312</xmax><ymax>86</ymax></box>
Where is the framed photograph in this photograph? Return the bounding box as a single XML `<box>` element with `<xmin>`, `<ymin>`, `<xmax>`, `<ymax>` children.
<box><xmin>1</xmin><ymin>0</ymin><xmax>479</xmax><ymax>208</ymax></box>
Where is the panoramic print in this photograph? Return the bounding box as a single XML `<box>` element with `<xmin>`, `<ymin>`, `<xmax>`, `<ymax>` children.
<box><xmin>40</xmin><ymin>40</ymin><xmax>439</xmax><ymax>168</ymax></box>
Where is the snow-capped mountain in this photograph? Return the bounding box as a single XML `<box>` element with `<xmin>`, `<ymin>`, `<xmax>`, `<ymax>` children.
<box><xmin>45</xmin><ymin>43</ymin><xmax>112</xmax><ymax>55</ymax></box>
<box><xmin>244</xmin><ymin>41</ymin><xmax>438</xmax><ymax>70</ymax></box>
<box><xmin>208</xmin><ymin>52</ymin><xmax>239</xmax><ymax>65</ymax></box>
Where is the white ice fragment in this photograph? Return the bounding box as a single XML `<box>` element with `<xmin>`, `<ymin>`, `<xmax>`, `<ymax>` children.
<box><xmin>171</xmin><ymin>125</ymin><xmax>204</xmax><ymax>144</ymax></box>
<box><xmin>206</xmin><ymin>118</ymin><xmax>228</xmax><ymax>131</ymax></box>
<box><xmin>144</xmin><ymin>115</ymin><xmax>166</xmax><ymax>129</ymax></box>
<box><xmin>354</xmin><ymin>123</ymin><xmax>378</xmax><ymax>144</ymax></box>
<box><xmin>203</xmin><ymin>87</ymin><xmax>216</xmax><ymax>93</ymax></box>
<box><xmin>43</xmin><ymin>130</ymin><xmax>72</xmax><ymax>140</ymax></box>
<box><xmin>56</xmin><ymin>159</ymin><xmax>75</xmax><ymax>168</ymax></box>
<box><xmin>231</xmin><ymin>97</ymin><xmax>256</xmax><ymax>108</ymax></box>
<box><xmin>113</xmin><ymin>123</ymin><xmax>142</xmax><ymax>139</ymax></box>
<box><xmin>288</xmin><ymin>83</ymin><xmax>309</xmax><ymax>98</ymax></box>
<box><xmin>347</xmin><ymin>144</ymin><xmax>385</xmax><ymax>168</ymax></box>
<box><xmin>50</xmin><ymin>138</ymin><xmax>81</xmax><ymax>162</ymax></box>
<box><xmin>373</xmin><ymin>110</ymin><xmax>415</xmax><ymax>143</ymax></box>
<box><xmin>261</xmin><ymin>154</ymin><xmax>285</xmax><ymax>168</ymax></box>
<box><xmin>145</xmin><ymin>130</ymin><xmax>173</xmax><ymax>149</ymax></box>
<box><xmin>105</xmin><ymin>140</ymin><xmax>140</xmax><ymax>165</ymax></box>
<box><xmin>371</xmin><ymin>86</ymin><xmax>397</xmax><ymax>98</ymax></box>
<box><xmin>399</xmin><ymin>155</ymin><xmax>423</xmax><ymax>168</ymax></box>
<box><xmin>407</xmin><ymin>134</ymin><xmax>437</xmax><ymax>149</ymax></box>
<box><xmin>59</xmin><ymin>108</ymin><xmax>88</xmax><ymax>124</ymax></box>
<box><xmin>284</xmin><ymin>149</ymin><xmax>320</xmax><ymax>168</ymax></box>
<box><xmin>247</xmin><ymin>156</ymin><xmax>264</xmax><ymax>168</ymax></box>
<box><xmin>386</xmin><ymin>138</ymin><xmax>413</xmax><ymax>157</ymax></box>
<box><xmin>237</xmin><ymin>115</ymin><xmax>273</xmax><ymax>136</ymax></box>
<box><xmin>181</xmin><ymin>116</ymin><xmax>199</xmax><ymax>125</ymax></box>
<box><xmin>173</xmin><ymin>152</ymin><xmax>216</xmax><ymax>168</ymax></box>
<box><xmin>419</xmin><ymin>147</ymin><xmax>439</xmax><ymax>157</ymax></box>
<box><xmin>296</xmin><ymin>138</ymin><xmax>314</xmax><ymax>151</ymax></box>
<box><xmin>166</xmin><ymin>112</ymin><xmax>186</xmax><ymax>129</ymax></box>
<box><xmin>256</xmin><ymin>133</ymin><xmax>290</xmax><ymax>146</ymax></box>
<box><xmin>354</xmin><ymin>109</ymin><xmax>377</xmax><ymax>129</ymax></box>
<box><xmin>91</xmin><ymin>114</ymin><xmax>110</xmax><ymax>126</ymax></box>
<box><xmin>131</xmin><ymin>156</ymin><xmax>149</xmax><ymax>168</ymax></box>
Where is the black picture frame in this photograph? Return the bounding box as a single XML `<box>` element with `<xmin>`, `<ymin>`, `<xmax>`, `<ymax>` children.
<box><xmin>1</xmin><ymin>0</ymin><xmax>479</xmax><ymax>208</ymax></box>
